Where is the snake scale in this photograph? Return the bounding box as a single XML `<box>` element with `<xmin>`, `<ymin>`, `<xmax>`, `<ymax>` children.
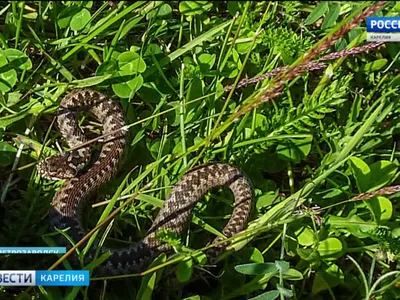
<box><xmin>37</xmin><ymin>89</ymin><xmax>253</xmax><ymax>276</ymax></box>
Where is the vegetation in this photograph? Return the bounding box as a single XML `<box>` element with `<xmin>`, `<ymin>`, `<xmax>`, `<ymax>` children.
<box><xmin>0</xmin><ymin>1</ymin><xmax>399</xmax><ymax>299</ymax></box>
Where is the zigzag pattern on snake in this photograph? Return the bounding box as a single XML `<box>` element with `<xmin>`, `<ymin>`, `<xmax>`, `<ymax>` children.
<box><xmin>37</xmin><ymin>89</ymin><xmax>253</xmax><ymax>276</ymax></box>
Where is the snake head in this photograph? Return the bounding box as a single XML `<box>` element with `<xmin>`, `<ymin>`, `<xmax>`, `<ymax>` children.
<box><xmin>37</xmin><ymin>150</ymin><xmax>89</xmax><ymax>180</ymax></box>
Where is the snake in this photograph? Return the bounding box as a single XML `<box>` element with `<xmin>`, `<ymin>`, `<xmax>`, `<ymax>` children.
<box><xmin>37</xmin><ymin>89</ymin><xmax>253</xmax><ymax>276</ymax></box>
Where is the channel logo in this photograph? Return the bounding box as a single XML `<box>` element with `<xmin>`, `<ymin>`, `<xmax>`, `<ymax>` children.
<box><xmin>366</xmin><ymin>17</ymin><xmax>400</xmax><ymax>42</ymax></box>
<box><xmin>0</xmin><ymin>247</ymin><xmax>66</xmax><ymax>254</ymax></box>
<box><xmin>0</xmin><ymin>270</ymin><xmax>89</xmax><ymax>286</ymax></box>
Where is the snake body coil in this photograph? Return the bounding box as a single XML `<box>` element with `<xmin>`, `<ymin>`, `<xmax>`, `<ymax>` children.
<box><xmin>38</xmin><ymin>89</ymin><xmax>253</xmax><ymax>276</ymax></box>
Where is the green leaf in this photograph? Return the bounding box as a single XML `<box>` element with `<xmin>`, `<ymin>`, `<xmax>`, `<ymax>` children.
<box><xmin>304</xmin><ymin>2</ymin><xmax>329</xmax><ymax>25</ymax></box>
<box><xmin>274</xmin><ymin>261</ymin><xmax>289</xmax><ymax>273</ymax></box>
<box><xmin>369</xmin><ymin>160</ymin><xmax>398</xmax><ymax>191</ymax></box>
<box><xmin>179</xmin><ymin>1</ymin><xmax>212</xmax><ymax>15</ymax></box>
<box><xmin>176</xmin><ymin>259</ymin><xmax>193</xmax><ymax>282</ymax></box>
<box><xmin>277</xmin><ymin>286</ymin><xmax>293</xmax><ymax>297</ymax></box>
<box><xmin>312</xmin><ymin>264</ymin><xmax>344</xmax><ymax>295</ymax></box>
<box><xmin>127</xmin><ymin>74</ymin><xmax>144</xmax><ymax>92</ymax></box>
<box><xmin>158</xmin><ymin>3</ymin><xmax>172</xmax><ymax>17</ymax></box>
<box><xmin>321</xmin><ymin>3</ymin><xmax>340</xmax><ymax>29</ymax></box>
<box><xmin>281</xmin><ymin>268</ymin><xmax>304</xmax><ymax>281</ymax></box>
<box><xmin>296</xmin><ymin>226</ymin><xmax>316</xmax><ymax>246</ymax></box>
<box><xmin>57</xmin><ymin>5</ymin><xmax>81</xmax><ymax>29</ymax></box>
<box><xmin>118</xmin><ymin>51</ymin><xmax>147</xmax><ymax>73</ymax></box>
<box><xmin>198</xmin><ymin>53</ymin><xmax>216</xmax><ymax>73</ymax></box>
<box><xmin>0</xmin><ymin>142</ymin><xmax>17</xmax><ymax>166</ymax></box>
<box><xmin>235</xmin><ymin>263</ymin><xmax>278</xmax><ymax>276</ymax></box>
<box><xmin>367</xmin><ymin>196</ymin><xmax>393</xmax><ymax>223</ymax></box>
<box><xmin>256</xmin><ymin>190</ymin><xmax>279</xmax><ymax>211</ymax></box>
<box><xmin>96</xmin><ymin>59</ymin><xmax>118</xmax><ymax>76</ymax></box>
<box><xmin>349</xmin><ymin>157</ymin><xmax>370</xmax><ymax>192</ymax></box>
<box><xmin>276</xmin><ymin>136</ymin><xmax>313</xmax><ymax>163</ymax></box>
<box><xmin>350</xmin><ymin>158</ymin><xmax>398</xmax><ymax>193</ymax></box>
<box><xmin>317</xmin><ymin>237</ymin><xmax>343</xmax><ymax>257</ymax></box>
<box><xmin>4</xmin><ymin>49</ymin><xmax>32</xmax><ymax>70</ymax></box>
<box><xmin>297</xmin><ymin>248</ymin><xmax>320</xmax><ymax>264</ymax></box>
<box><xmin>248</xmin><ymin>247</ymin><xmax>265</xmax><ymax>263</ymax></box>
<box><xmin>112</xmin><ymin>72</ymin><xmax>143</xmax><ymax>98</ymax></box>
<box><xmin>0</xmin><ymin>69</ymin><xmax>17</xmax><ymax>92</ymax></box>
<box><xmin>362</xmin><ymin>59</ymin><xmax>388</xmax><ymax>73</ymax></box>
<box><xmin>6</xmin><ymin>91</ymin><xmax>23</xmax><ymax>106</ymax></box>
<box><xmin>248</xmin><ymin>290</ymin><xmax>280</xmax><ymax>300</ymax></box>
<box><xmin>70</xmin><ymin>8</ymin><xmax>91</xmax><ymax>31</ymax></box>
<box><xmin>326</xmin><ymin>215</ymin><xmax>377</xmax><ymax>238</ymax></box>
<box><xmin>148</xmin><ymin>3</ymin><xmax>172</xmax><ymax>18</ymax></box>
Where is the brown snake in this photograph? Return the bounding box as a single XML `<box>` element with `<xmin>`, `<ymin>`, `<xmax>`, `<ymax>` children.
<box><xmin>37</xmin><ymin>89</ymin><xmax>253</xmax><ymax>276</ymax></box>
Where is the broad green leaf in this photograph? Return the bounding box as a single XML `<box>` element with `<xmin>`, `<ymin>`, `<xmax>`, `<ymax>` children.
<box><xmin>192</xmin><ymin>251</ymin><xmax>207</xmax><ymax>265</ymax></box>
<box><xmin>0</xmin><ymin>69</ymin><xmax>17</xmax><ymax>92</ymax></box>
<box><xmin>326</xmin><ymin>215</ymin><xmax>377</xmax><ymax>238</ymax></box>
<box><xmin>96</xmin><ymin>59</ymin><xmax>118</xmax><ymax>75</ymax></box>
<box><xmin>304</xmin><ymin>2</ymin><xmax>329</xmax><ymax>25</ymax></box>
<box><xmin>256</xmin><ymin>190</ymin><xmax>279</xmax><ymax>211</ymax></box>
<box><xmin>297</xmin><ymin>248</ymin><xmax>320</xmax><ymax>263</ymax></box>
<box><xmin>112</xmin><ymin>79</ymin><xmax>132</xmax><ymax>98</ymax></box>
<box><xmin>367</xmin><ymin>196</ymin><xmax>393</xmax><ymax>222</ymax></box>
<box><xmin>369</xmin><ymin>160</ymin><xmax>398</xmax><ymax>191</ymax></box>
<box><xmin>147</xmin><ymin>3</ymin><xmax>172</xmax><ymax>19</ymax></box>
<box><xmin>362</xmin><ymin>59</ymin><xmax>388</xmax><ymax>73</ymax></box>
<box><xmin>118</xmin><ymin>51</ymin><xmax>147</xmax><ymax>73</ymax></box>
<box><xmin>176</xmin><ymin>259</ymin><xmax>193</xmax><ymax>282</ymax></box>
<box><xmin>317</xmin><ymin>237</ymin><xmax>343</xmax><ymax>257</ymax></box>
<box><xmin>221</xmin><ymin>60</ymin><xmax>239</xmax><ymax>78</ymax></box>
<box><xmin>198</xmin><ymin>53</ymin><xmax>216</xmax><ymax>73</ymax></box>
<box><xmin>228</xmin><ymin>1</ymin><xmax>242</xmax><ymax>15</ymax></box>
<box><xmin>4</xmin><ymin>49</ymin><xmax>32</xmax><ymax>70</ymax></box>
<box><xmin>249</xmin><ymin>290</ymin><xmax>280</xmax><ymax>300</ymax></box>
<box><xmin>179</xmin><ymin>1</ymin><xmax>212</xmax><ymax>15</ymax></box>
<box><xmin>295</xmin><ymin>226</ymin><xmax>316</xmax><ymax>246</ymax></box>
<box><xmin>274</xmin><ymin>261</ymin><xmax>289</xmax><ymax>272</ymax></box>
<box><xmin>127</xmin><ymin>74</ymin><xmax>144</xmax><ymax>92</ymax></box>
<box><xmin>312</xmin><ymin>264</ymin><xmax>344</xmax><ymax>295</ymax></box>
<box><xmin>6</xmin><ymin>91</ymin><xmax>23</xmax><ymax>106</ymax></box>
<box><xmin>276</xmin><ymin>136</ymin><xmax>313</xmax><ymax>163</ymax></box>
<box><xmin>321</xmin><ymin>3</ymin><xmax>340</xmax><ymax>29</ymax></box>
<box><xmin>248</xmin><ymin>247</ymin><xmax>264</xmax><ymax>263</ymax></box>
<box><xmin>350</xmin><ymin>158</ymin><xmax>398</xmax><ymax>193</ymax></box>
<box><xmin>235</xmin><ymin>263</ymin><xmax>278</xmax><ymax>276</ymax></box>
<box><xmin>0</xmin><ymin>142</ymin><xmax>17</xmax><ymax>166</ymax></box>
<box><xmin>281</xmin><ymin>268</ymin><xmax>304</xmax><ymax>281</ymax></box>
<box><xmin>57</xmin><ymin>5</ymin><xmax>81</xmax><ymax>29</ymax></box>
<box><xmin>277</xmin><ymin>286</ymin><xmax>293</xmax><ymax>297</ymax></box>
<box><xmin>158</xmin><ymin>3</ymin><xmax>172</xmax><ymax>17</ymax></box>
<box><xmin>349</xmin><ymin>157</ymin><xmax>370</xmax><ymax>192</ymax></box>
<box><xmin>70</xmin><ymin>8</ymin><xmax>91</xmax><ymax>31</ymax></box>
<box><xmin>112</xmin><ymin>72</ymin><xmax>143</xmax><ymax>98</ymax></box>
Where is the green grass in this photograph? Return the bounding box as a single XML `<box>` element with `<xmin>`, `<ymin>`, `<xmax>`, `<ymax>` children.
<box><xmin>0</xmin><ymin>1</ymin><xmax>400</xmax><ymax>299</ymax></box>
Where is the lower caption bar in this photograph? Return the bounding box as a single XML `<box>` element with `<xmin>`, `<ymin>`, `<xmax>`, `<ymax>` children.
<box><xmin>0</xmin><ymin>270</ymin><xmax>90</xmax><ymax>286</ymax></box>
<box><xmin>0</xmin><ymin>247</ymin><xmax>67</xmax><ymax>254</ymax></box>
